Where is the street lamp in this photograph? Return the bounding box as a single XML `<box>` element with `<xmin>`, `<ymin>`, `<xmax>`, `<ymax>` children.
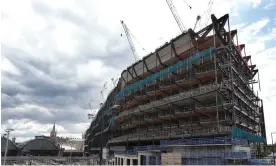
<box><xmin>271</xmin><ymin>132</ymin><xmax>276</xmax><ymax>164</ymax></box>
<box><xmin>4</xmin><ymin>128</ymin><xmax>14</xmax><ymax>165</ymax></box>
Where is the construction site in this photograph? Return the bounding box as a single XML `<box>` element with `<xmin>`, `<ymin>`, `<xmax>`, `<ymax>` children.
<box><xmin>82</xmin><ymin>1</ymin><xmax>268</xmax><ymax>165</ymax></box>
<box><xmin>84</xmin><ymin>2</ymin><xmax>267</xmax><ymax>165</ymax></box>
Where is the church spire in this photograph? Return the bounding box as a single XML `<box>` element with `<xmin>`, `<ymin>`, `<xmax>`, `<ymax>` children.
<box><xmin>53</xmin><ymin>122</ymin><xmax>56</xmax><ymax>131</ymax></box>
<box><xmin>50</xmin><ymin>122</ymin><xmax>57</xmax><ymax>139</ymax></box>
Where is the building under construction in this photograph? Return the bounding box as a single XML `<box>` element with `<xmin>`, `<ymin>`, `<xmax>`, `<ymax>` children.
<box><xmin>84</xmin><ymin>13</ymin><xmax>267</xmax><ymax>165</ymax></box>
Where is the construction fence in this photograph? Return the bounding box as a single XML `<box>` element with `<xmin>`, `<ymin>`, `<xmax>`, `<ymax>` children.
<box><xmin>111</xmin><ymin>136</ymin><xmax>260</xmax><ymax>165</ymax></box>
<box><xmin>1</xmin><ymin>156</ymin><xmax>96</xmax><ymax>165</ymax></box>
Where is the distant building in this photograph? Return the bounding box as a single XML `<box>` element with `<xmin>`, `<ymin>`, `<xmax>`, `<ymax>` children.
<box><xmin>50</xmin><ymin>122</ymin><xmax>57</xmax><ymax>141</ymax></box>
<box><xmin>1</xmin><ymin>136</ymin><xmax>19</xmax><ymax>156</ymax></box>
<box><xmin>20</xmin><ymin>137</ymin><xmax>59</xmax><ymax>156</ymax></box>
<box><xmin>12</xmin><ymin>137</ymin><xmax>16</xmax><ymax>143</ymax></box>
<box><xmin>35</xmin><ymin>135</ymin><xmax>50</xmax><ymax>139</ymax></box>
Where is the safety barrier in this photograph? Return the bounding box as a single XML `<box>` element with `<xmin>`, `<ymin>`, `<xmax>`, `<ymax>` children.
<box><xmin>148</xmin><ymin>156</ymin><xmax>156</xmax><ymax>165</ymax></box>
<box><xmin>142</xmin><ymin>156</ymin><xmax>147</xmax><ymax>165</ymax></box>
<box><xmin>181</xmin><ymin>149</ymin><xmax>248</xmax><ymax>158</ymax></box>
<box><xmin>115</xmin><ymin>82</ymin><xmax>221</xmax><ymax>120</ymax></box>
<box><xmin>160</xmin><ymin>136</ymin><xmax>248</xmax><ymax>146</ymax></box>
<box><xmin>232</xmin><ymin>128</ymin><xmax>265</xmax><ymax>143</ymax></box>
<box><xmin>113</xmin><ymin>150</ymin><xmax>136</xmax><ymax>155</ymax></box>
<box><xmin>182</xmin><ymin>158</ymin><xmax>225</xmax><ymax>165</ymax></box>
<box><xmin>113</xmin><ymin>145</ymin><xmax>167</xmax><ymax>156</ymax></box>
<box><xmin>249</xmin><ymin>159</ymin><xmax>275</xmax><ymax>165</ymax></box>
<box><xmin>115</xmin><ymin>47</ymin><xmax>216</xmax><ymax>100</ymax></box>
<box><xmin>134</xmin><ymin>145</ymin><xmax>167</xmax><ymax>152</ymax></box>
<box><xmin>109</xmin><ymin>126</ymin><xmax>233</xmax><ymax>144</ymax></box>
<box><xmin>149</xmin><ymin>156</ymin><xmax>161</xmax><ymax>165</ymax></box>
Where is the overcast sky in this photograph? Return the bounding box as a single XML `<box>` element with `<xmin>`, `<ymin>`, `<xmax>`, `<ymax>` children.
<box><xmin>1</xmin><ymin>0</ymin><xmax>276</xmax><ymax>143</ymax></box>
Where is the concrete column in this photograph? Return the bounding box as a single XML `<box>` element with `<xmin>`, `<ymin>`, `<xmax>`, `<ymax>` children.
<box><xmin>138</xmin><ymin>155</ymin><xmax>141</xmax><ymax>165</ymax></box>
<box><xmin>123</xmin><ymin>157</ymin><xmax>127</xmax><ymax>165</ymax></box>
<box><xmin>130</xmin><ymin>159</ymin><xmax>133</xmax><ymax>165</ymax></box>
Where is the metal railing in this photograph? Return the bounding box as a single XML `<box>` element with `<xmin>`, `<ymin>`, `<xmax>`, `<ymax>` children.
<box><xmin>116</xmin><ymin>82</ymin><xmax>221</xmax><ymax>119</ymax></box>
<box><xmin>109</xmin><ymin>125</ymin><xmax>232</xmax><ymax>144</ymax></box>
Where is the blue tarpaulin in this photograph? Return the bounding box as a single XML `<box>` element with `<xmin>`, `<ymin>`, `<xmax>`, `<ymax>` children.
<box><xmin>232</xmin><ymin>127</ymin><xmax>265</xmax><ymax>143</ymax></box>
<box><xmin>114</xmin><ymin>47</ymin><xmax>216</xmax><ymax>100</ymax></box>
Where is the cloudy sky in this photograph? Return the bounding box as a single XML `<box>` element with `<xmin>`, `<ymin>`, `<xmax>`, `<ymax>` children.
<box><xmin>1</xmin><ymin>0</ymin><xmax>276</xmax><ymax>143</ymax></box>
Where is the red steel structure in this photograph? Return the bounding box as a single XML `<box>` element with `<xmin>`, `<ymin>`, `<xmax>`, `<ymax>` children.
<box><xmin>84</xmin><ymin>14</ymin><xmax>266</xmax><ymax>165</ymax></box>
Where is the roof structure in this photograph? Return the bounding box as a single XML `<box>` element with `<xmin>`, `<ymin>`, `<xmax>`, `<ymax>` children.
<box><xmin>20</xmin><ymin>138</ymin><xmax>59</xmax><ymax>152</ymax></box>
<box><xmin>1</xmin><ymin>136</ymin><xmax>18</xmax><ymax>152</ymax></box>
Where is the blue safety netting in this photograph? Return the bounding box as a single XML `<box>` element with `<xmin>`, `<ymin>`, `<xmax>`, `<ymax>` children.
<box><xmin>232</xmin><ymin>128</ymin><xmax>265</xmax><ymax>143</ymax></box>
<box><xmin>149</xmin><ymin>156</ymin><xmax>161</xmax><ymax>165</ymax></box>
<box><xmin>160</xmin><ymin>136</ymin><xmax>248</xmax><ymax>146</ymax></box>
<box><xmin>182</xmin><ymin>149</ymin><xmax>248</xmax><ymax>158</ymax></box>
<box><xmin>182</xmin><ymin>158</ymin><xmax>225</xmax><ymax>165</ymax></box>
<box><xmin>113</xmin><ymin>150</ymin><xmax>136</xmax><ymax>155</ymax></box>
<box><xmin>114</xmin><ymin>47</ymin><xmax>216</xmax><ymax>100</ymax></box>
<box><xmin>249</xmin><ymin>159</ymin><xmax>274</xmax><ymax>165</ymax></box>
<box><xmin>142</xmin><ymin>156</ymin><xmax>147</xmax><ymax>165</ymax></box>
<box><xmin>134</xmin><ymin>145</ymin><xmax>167</xmax><ymax>151</ymax></box>
<box><xmin>113</xmin><ymin>145</ymin><xmax>167</xmax><ymax>156</ymax></box>
<box><xmin>103</xmin><ymin>117</ymin><xmax>115</xmax><ymax>129</ymax></box>
<box><xmin>149</xmin><ymin>156</ymin><xmax>156</xmax><ymax>165</ymax></box>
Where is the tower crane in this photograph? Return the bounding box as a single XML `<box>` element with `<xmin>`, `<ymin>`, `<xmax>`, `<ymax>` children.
<box><xmin>100</xmin><ymin>82</ymin><xmax>108</xmax><ymax>102</ymax></box>
<box><xmin>166</xmin><ymin>0</ymin><xmax>192</xmax><ymax>33</ymax></box>
<box><xmin>88</xmin><ymin>100</ymin><xmax>96</xmax><ymax>120</ymax></box>
<box><xmin>166</xmin><ymin>0</ymin><xmax>186</xmax><ymax>33</ymax></box>
<box><xmin>194</xmin><ymin>0</ymin><xmax>214</xmax><ymax>31</ymax></box>
<box><xmin>111</xmin><ymin>77</ymin><xmax>119</xmax><ymax>87</ymax></box>
<box><xmin>120</xmin><ymin>20</ymin><xmax>140</xmax><ymax>62</ymax></box>
<box><xmin>111</xmin><ymin>74</ymin><xmax>120</xmax><ymax>87</ymax></box>
<box><xmin>193</xmin><ymin>15</ymin><xmax>201</xmax><ymax>31</ymax></box>
<box><xmin>204</xmin><ymin>0</ymin><xmax>214</xmax><ymax>26</ymax></box>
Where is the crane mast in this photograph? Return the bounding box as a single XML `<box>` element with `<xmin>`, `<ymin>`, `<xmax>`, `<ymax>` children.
<box><xmin>193</xmin><ymin>15</ymin><xmax>201</xmax><ymax>31</ymax></box>
<box><xmin>166</xmin><ymin>0</ymin><xmax>186</xmax><ymax>33</ymax></box>
<box><xmin>120</xmin><ymin>20</ymin><xmax>139</xmax><ymax>62</ymax></box>
<box><xmin>194</xmin><ymin>0</ymin><xmax>214</xmax><ymax>30</ymax></box>
<box><xmin>204</xmin><ymin>0</ymin><xmax>214</xmax><ymax>26</ymax></box>
<box><xmin>100</xmin><ymin>82</ymin><xmax>107</xmax><ymax>102</ymax></box>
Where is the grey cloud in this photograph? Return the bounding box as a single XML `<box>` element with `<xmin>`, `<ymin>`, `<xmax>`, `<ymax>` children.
<box><xmin>31</xmin><ymin>0</ymin><xmax>52</xmax><ymax>16</ymax></box>
<box><xmin>1</xmin><ymin>93</ymin><xmax>24</xmax><ymax>109</ymax></box>
<box><xmin>1</xmin><ymin>37</ymin><xmax>127</xmax><ymax>127</ymax></box>
<box><xmin>1</xmin><ymin>100</ymin><xmax>88</xmax><ymax>125</ymax></box>
<box><xmin>1</xmin><ymin>0</ymin><xmax>132</xmax><ymax>140</ymax></box>
<box><xmin>31</xmin><ymin>0</ymin><xmax>131</xmax><ymax>69</ymax></box>
<box><xmin>12</xmin><ymin>131</ymin><xmax>44</xmax><ymax>138</ymax></box>
<box><xmin>100</xmin><ymin>47</ymin><xmax>134</xmax><ymax>69</ymax></box>
<box><xmin>31</xmin><ymin>0</ymin><xmax>86</xmax><ymax>26</ymax></box>
<box><xmin>2</xmin><ymin>45</ymin><xmax>102</xmax><ymax>124</ymax></box>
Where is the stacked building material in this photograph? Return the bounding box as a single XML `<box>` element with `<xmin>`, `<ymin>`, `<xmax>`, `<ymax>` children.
<box><xmin>161</xmin><ymin>153</ymin><xmax>168</xmax><ymax>165</ymax></box>
<box><xmin>161</xmin><ymin>152</ymin><xmax>181</xmax><ymax>165</ymax></box>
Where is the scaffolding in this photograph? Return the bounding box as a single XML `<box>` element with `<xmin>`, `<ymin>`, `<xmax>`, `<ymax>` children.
<box><xmin>111</xmin><ymin>136</ymin><xmax>251</xmax><ymax>165</ymax></box>
<box><xmin>84</xmin><ymin>13</ymin><xmax>266</xmax><ymax>165</ymax></box>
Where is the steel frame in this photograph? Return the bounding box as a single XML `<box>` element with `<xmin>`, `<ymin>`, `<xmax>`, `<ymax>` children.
<box><xmin>84</xmin><ymin>14</ymin><xmax>266</xmax><ymax>156</ymax></box>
